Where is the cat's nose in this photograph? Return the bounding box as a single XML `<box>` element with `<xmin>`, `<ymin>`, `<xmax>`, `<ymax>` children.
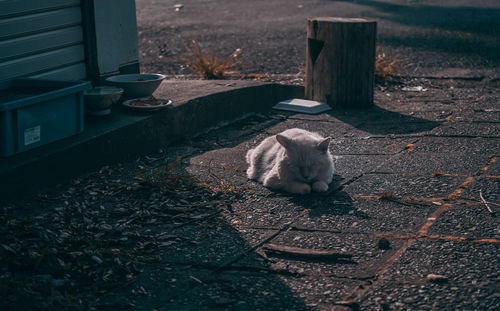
<box><xmin>303</xmin><ymin>174</ymin><xmax>313</xmax><ymax>182</ymax></box>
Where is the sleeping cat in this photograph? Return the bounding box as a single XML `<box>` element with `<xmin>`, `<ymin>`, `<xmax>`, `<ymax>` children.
<box><xmin>246</xmin><ymin>128</ymin><xmax>333</xmax><ymax>194</ymax></box>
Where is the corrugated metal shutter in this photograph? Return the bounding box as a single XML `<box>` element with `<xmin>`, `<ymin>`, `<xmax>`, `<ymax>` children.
<box><xmin>0</xmin><ymin>0</ymin><xmax>87</xmax><ymax>85</ymax></box>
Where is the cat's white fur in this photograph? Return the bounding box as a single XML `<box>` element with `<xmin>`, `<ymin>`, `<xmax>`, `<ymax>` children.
<box><xmin>246</xmin><ymin>128</ymin><xmax>333</xmax><ymax>194</ymax></box>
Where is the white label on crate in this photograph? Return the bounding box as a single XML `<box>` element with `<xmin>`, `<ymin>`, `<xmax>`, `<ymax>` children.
<box><xmin>24</xmin><ymin>125</ymin><xmax>41</xmax><ymax>146</ymax></box>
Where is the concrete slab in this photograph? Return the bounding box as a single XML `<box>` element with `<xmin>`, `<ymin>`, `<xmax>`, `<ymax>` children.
<box><xmin>343</xmin><ymin>173</ymin><xmax>466</xmax><ymax>199</ymax></box>
<box><xmin>330</xmin><ymin>137</ymin><xmax>416</xmax><ymax>155</ymax></box>
<box><xmin>385</xmin><ymin>239</ymin><xmax>499</xmax><ymax>282</ymax></box>
<box><xmin>221</xmin><ymin>195</ymin><xmax>311</xmax><ymax>228</ymax></box>
<box><xmin>427</xmin><ymin>203</ymin><xmax>499</xmax><ymax>239</ymax></box>
<box><xmin>333</xmin><ymin>155</ymin><xmax>393</xmax><ymax>181</ymax></box>
<box><xmin>292</xmin><ymin>198</ymin><xmax>435</xmax><ymax>235</ymax></box>
<box><xmin>430</xmin><ymin>122</ymin><xmax>500</xmax><ymax>137</ymax></box>
<box><xmin>346</xmin><ymin>121</ymin><xmax>439</xmax><ymax>136</ymax></box>
<box><xmin>412</xmin><ymin>136</ymin><xmax>499</xmax><ymax>154</ymax></box>
<box><xmin>384</xmin><ymin>151</ymin><xmax>493</xmax><ymax>175</ymax></box>
<box><xmin>461</xmin><ymin>177</ymin><xmax>500</xmax><ymax>203</ymax></box>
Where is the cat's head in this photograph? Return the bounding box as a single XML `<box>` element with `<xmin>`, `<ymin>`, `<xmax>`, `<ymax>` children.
<box><xmin>276</xmin><ymin>134</ymin><xmax>331</xmax><ymax>182</ymax></box>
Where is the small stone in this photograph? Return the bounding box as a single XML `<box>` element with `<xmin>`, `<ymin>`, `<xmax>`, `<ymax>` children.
<box><xmin>426</xmin><ymin>273</ymin><xmax>448</xmax><ymax>283</ymax></box>
<box><xmin>377</xmin><ymin>238</ymin><xmax>391</xmax><ymax>250</ymax></box>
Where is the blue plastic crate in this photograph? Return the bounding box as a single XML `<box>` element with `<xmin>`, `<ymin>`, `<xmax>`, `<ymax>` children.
<box><xmin>0</xmin><ymin>78</ymin><xmax>91</xmax><ymax>157</ymax></box>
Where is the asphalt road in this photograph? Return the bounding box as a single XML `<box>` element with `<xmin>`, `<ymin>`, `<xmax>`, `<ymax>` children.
<box><xmin>136</xmin><ymin>0</ymin><xmax>500</xmax><ymax>77</ymax></box>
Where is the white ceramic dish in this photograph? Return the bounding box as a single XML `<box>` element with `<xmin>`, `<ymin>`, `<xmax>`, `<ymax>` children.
<box><xmin>105</xmin><ymin>73</ymin><xmax>166</xmax><ymax>98</ymax></box>
<box><xmin>122</xmin><ymin>97</ymin><xmax>172</xmax><ymax>111</ymax></box>
<box><xmin>84</xmin><ymin>86</ymin><xmax>123</xmax><ymax>116</ymax></box>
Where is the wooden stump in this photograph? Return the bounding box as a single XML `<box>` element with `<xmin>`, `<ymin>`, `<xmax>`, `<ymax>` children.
<box><xmin>305</xmin><ymin>17</ymin><xmax>377</xmax><ymax>108</ymax></box>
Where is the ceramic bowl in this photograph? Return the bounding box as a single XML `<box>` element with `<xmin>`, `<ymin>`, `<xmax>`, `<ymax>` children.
<box><xmin>84</xmin><ymin>86</ymin><xmax>124</xmax><ymax>116</ymax></box>
<box><xmin>105</xmin><ymin>73</ymin><xmax>166</xmax><ymax>98</ymax></box>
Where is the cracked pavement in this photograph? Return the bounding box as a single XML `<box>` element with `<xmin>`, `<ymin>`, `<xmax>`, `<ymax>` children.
<box><xmin>114</xmin><ymin>78</ymin><xmax>500</xmax><ymax>310</ymax></box>
<box><xmin>2</xmin><ymin>78</ymin><xmax>498</xmax><ymax>310</ymax></box>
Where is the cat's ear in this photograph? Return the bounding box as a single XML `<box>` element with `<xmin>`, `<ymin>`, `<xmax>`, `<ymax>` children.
<box><xmin>316</xmin><ymin>137</ymin><xmax>331</xmax><ymax>152</ymax></box>
<box><xmin>276</xmin><ymin>134</ymin><xmax>291</xmax><ymax>148</ymax></box>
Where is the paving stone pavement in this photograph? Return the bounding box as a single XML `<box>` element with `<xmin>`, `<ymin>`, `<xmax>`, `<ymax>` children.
<box><xmin>107</xmin><ymin>79</ymin><xmax>499</xmax><ymax>310</ymax></box>
<box><xmin>1</xmin><ymin>78</ymin><xmax>499</xmax><ymax>310</ymax></box>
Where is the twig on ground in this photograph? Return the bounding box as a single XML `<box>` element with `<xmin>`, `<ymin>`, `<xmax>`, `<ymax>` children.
<box><xmin>479</xmin><ymin>189</ymin><xmax>495</xmax><ymax>216</ymax></box>
<box><xmin>263</xmin><ymin>244</ymin><xmax>353</xmax><ymax>261</ymax></box>
<box><xmin>189</xmin><ymin>275</ymin><xmax>204</xmax><ymax>284</ymax></box>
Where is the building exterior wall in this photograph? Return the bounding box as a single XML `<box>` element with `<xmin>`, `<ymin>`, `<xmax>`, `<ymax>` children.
<box><xmin>0</xmin><ymin>0</ymin><xmax>87</xmax><ymax>86</ymax></box>
<box><xmin>83</xmin><ymin>0</ymin><xmax>140</xmax><ymax>84</ymax></box>
<box><xmin>0</xmin><ymin>0</ymin><xmax>139</xmax><ymax>87</ymax></box>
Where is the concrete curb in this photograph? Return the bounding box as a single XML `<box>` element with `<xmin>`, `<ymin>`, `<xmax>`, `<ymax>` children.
<box><xmin>0</xmin><ymin>80</ymin><xmax>303</xmax><ymax>202</ymax></box>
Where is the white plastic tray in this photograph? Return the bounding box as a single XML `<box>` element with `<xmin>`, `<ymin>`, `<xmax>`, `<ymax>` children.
<box><xmin>272</xmin><ymin>98</ymin><xmax>331</xmax><ymax>114</ymax></box>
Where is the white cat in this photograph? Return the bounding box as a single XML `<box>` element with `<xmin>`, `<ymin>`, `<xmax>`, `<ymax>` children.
<box><xmin>246</xmin><ymin>128</ymin><xmax>334</xmax><ymax>194</ymax></box>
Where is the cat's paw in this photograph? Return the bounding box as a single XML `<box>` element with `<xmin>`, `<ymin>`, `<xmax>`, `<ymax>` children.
<box><xmin>288</xmin><ymin>183</ymin><xmax>311</xmax><ymax>194</ymax></box>
<box><xmin>312</xmin><ymin>181</ymin><xmax>329</xmax><ymax>192</ymax></box>
<box><xmin>263</xmin><ymin>174</ymin><xmax>282</xmax><ymax>190</ymax></box>
<box><xmin>246</xmin><ymin>166</ymin><xmax>257</xmax><ymax>180</ymax></box>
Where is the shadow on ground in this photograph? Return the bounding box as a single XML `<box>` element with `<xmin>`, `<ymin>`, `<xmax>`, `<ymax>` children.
<box><xmin>120</xmin><ymin>117</ymin><xmax>367</xmax><ymax>310</ymax></box>
<box><xmin>328</xmin><ymin>105</ymin><xmax>441</xmax><ymax>135</ymax></box>
<box><xmin>287</xmin><ymin>176</ymin><xmax>368</xmax><ymax>219</ymax></box>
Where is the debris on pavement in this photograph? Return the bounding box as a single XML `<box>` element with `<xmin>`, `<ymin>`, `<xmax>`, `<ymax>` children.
<box><xmin>479</xmin><ymin>189</ymin><xmax>495</xmax><ymax>216</ymax></box>
<box><xmin>263</xmin><ymin>244</ymin><xmax>354</xmax><ymax>261</ymax></box>
<box><xmin>0</xmin><ymin>157</ymin><xmax>238</xmax><ymax>309</ymax></box>
<box><xmin>426</xmin><ymin>274</ymin><xmax>449</xmax><ymax>284</ymax></box>
<box><xmin>402</xmin><ymin>86</ymin><xmax>428</xmax><ymax>92</ymax></box>
<box><xmin>377</xmin><ymin>238</ymin><xmax>391</xmax><ymax>250</ymax></box>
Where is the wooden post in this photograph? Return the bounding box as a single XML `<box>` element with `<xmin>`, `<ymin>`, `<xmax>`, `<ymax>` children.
<box><xmin>305</xmin><ymin>17</ymin><xmax>376</xmax><ymax>108</ymax></box>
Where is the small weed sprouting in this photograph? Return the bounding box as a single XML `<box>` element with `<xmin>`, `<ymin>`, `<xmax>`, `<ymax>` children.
<box><xmin>183</xmin><ymin>40</ymin><xmax>242</xmax><ymax>79</ymax></box>
<box><xmin>375</xmin><ymin>46</ymin><xmax>402</xmax><ymax>81</ymax></box>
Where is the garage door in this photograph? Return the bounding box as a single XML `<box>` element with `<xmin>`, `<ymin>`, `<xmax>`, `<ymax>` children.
<box><xmin>0</xmin><ymin>0</ymin><xmax>87</xmax><ymax>85</ymax></box>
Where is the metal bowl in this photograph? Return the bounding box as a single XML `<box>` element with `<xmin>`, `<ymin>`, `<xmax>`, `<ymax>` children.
<box><xmin>105</xmin><ymin>73</ymin><xmax>166</xmax><ymax>98</ymax></box>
